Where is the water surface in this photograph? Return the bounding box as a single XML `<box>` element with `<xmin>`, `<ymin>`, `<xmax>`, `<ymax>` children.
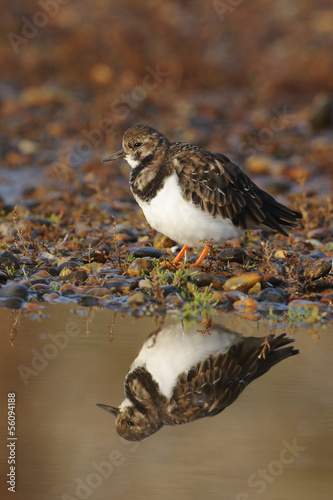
<box><xmin>0</xmin><ymin>303</ymin><xmax>332</xmax><ymax>500</ymax></box>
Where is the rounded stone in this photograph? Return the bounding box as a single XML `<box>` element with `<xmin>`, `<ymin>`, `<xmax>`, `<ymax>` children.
<box><xmin>130</xmin><ymin>246</ymin><xmax>163</xmax><ymax>258</ymax></box>
<box><xmin>127</xmin><ymin>291</ymin><xmax>146</xmax><ymax>306</ymax></box>
<box><xmin>105</xmin><ymin>282</ymin><xmax>132</xmax><ymax>294</ymax></box>
<box><xmin>0</xmin><ymin>251</ymin><xmax>21</xmax><ymax>270</ymax></box>
<box><xmin>304</xmin><ymin>260</ymin><xmax>332</xmax><ymax>281</ymax></box>
<box><xmin>263</xmin><ymin>273</ymin><xmax>282</xmax><ymax>286</ymax></box>
<box><xmin>160</xmin><ymin>285</ymin><xmax>180</xmax><ymax>297</ymax></box>
<box><xmin>223</xmin><ymin>272</ymin><xmax>262</xmax><ymax>293</ymax></box>
<box><xmin>153</xmin><ymin>233</ymin><xmax>176</xmax><ymax>249</ymax></box>
<box><xmin>306</xmin><ymin>280</ymin><xmax>333</xmax><ymax>293</ymax></box>
<box><xmin>0</xmin><ymin>283</ymin><xmax>29</xmax><ymax>300</ymax></box>
<box><xmin>0</xmin><ymin>270</ymin><xmax>8</xmax><ymax>284</ymax></box>
<box><xmin>77</xmin><ymin>295</ymin><xmax>101</xmax><ymax>307</ymax></box>
<box><xmin>0</xmin><ymin>297</ymin><xmax>25</xmax><ymax>310</ymax></box>
<box><xmin>127</xmin><ymin>258</ymin><xmax>151</xmax><ymax>277</ymax></box>
<box><xmin>257</xmin><ymin>288</ymin><xmax>286</xmax><ymax>303</ymax></box>
<box><xmin>138</xmin><ymin>279</ymin><xmax>153</xmax><ymax>290</ymax></box>
<box><xmin>56</xmin><ymin>261</ymin><xmax>82</xmax><ymax>273</ymax></box>
<box><xmin>233</xmin><ymin>298</ymin><xmax>259</xmax><ymax>312</ymax></box>
<box><xmin>288</xmin><ymin>299</ymin><xmax>328</xmax><ymax>312</ymax></box>
<box><xmin>62</xmin><ymin>270</ymin><xmax>88</xmax><ymax>284</ymax></box>
<box><xmin>191</xmin><ymin>272</ymin><xmax>224</xmax><ymax>288</ymax></box>
<box><xmin>84</xmin><ymin>287</ymin><xmax>111</xmax><ymax>297</ymax></box>
<box><xmin>218</xmin><ymin>248</ymin><xmax>247</xmax><ymax>264</ymax></box>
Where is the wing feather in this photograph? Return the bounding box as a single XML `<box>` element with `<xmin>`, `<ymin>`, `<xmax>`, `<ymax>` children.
<box><xmin>168</xmin><ymin>146</ymin><xmax>302</xmax><ymax>234</ymax></box>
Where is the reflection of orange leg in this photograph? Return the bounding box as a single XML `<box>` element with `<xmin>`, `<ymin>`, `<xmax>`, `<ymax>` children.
<box><xmin>191</xmin><ymin>245</ymin><xmax>211</xmax><ymax>267</ymax></box>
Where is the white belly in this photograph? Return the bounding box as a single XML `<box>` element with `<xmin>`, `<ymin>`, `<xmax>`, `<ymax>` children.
<box><xmin>129</xmin><ymin>323</ymin><xmax>240</xmax><ymax>399</ymax></box>
<box><xmin>134</xmin><ymin>173</ymin><xmax>243</xmax><ymax>247</ymax></box>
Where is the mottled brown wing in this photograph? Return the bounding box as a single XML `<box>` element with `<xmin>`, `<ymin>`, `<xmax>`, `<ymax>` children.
<box><xmin>168</xmin><ymin>146</ymin><xmax>301</xmax><ymax>235</ymax></box>
<box><xmin>166</xmin><ymin>334</ymin><xmax>298</xmax><ymax>425</ymax></box>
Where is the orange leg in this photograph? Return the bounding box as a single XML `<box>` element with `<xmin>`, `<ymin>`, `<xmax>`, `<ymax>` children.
<box><xmin>190</xmin><ymin>245</ymin><xmax>211</xmax><ymax>267</ymax></box>
<box><xmin>172</xmin><ymin>245</ymin><xmax>189</xmax><ymax>265</ymax></box>
<box><xmin>159</xmin><ymin>245</ymin><xmax>189</xmax><ymax>268</ymax></box>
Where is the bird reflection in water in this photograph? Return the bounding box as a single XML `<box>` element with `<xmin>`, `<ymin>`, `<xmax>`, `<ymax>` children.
<box><xmin>97</xmin><ymin>323</ymin><xmax>298</xmax><ymax>441</ymax></box>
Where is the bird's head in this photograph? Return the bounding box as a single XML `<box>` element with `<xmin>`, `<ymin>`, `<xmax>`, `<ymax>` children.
<box><xmin>97</xmin><ymin>399</ymin><xmax>163</xmax><ymax>442</ymax></box>
<box><xmin>103</xmin><ymin>124</ymin><xmax>169</xmax><ymax>169</ymax></box>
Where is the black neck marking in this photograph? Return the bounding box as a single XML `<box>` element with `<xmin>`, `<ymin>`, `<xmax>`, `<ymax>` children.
<box><xmin>130</xmin><ymin>156</ymin><xmax>173</xmax><ymax>203</ymax></box>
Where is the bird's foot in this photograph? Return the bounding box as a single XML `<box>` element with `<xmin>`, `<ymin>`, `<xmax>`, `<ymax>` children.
<box><xmin>159</xmin><ymin>245</ymin><xmax>189</xmax><ymax>269</ymax></box>
<box><xmin>189</xmin><ymin>245</ymin><xmax>211</xmax><ymax>268</ymax></box>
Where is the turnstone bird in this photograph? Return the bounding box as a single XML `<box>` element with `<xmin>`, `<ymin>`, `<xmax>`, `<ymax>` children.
<box><xmin>97</xmin><ymin>323</ymin><xmax>298</xmax><ymax>441</ymax></box>
<box><xmin>103</xmin><ymin>124</ymin><xmax>302</xmax><ymax>266</ymax></box>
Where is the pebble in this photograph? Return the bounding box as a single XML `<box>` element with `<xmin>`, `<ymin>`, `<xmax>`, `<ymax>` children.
<box><xmin>223</xmin><ymin>291</ymin><xmax>247</xmax><ymax>302</ymax></box>
<box><xmin>56</xmin><ymin>261</ymin><xmax>83</xmax><ymax>273</ymax></box>
<box><xmin>321</xmin><ymin>292</ymin><xmax>333</xmax><ymax>305</ymax></box>
<box><xmin>29</xmin><ymin>278</ymin><xmax>49</xmax><ymax>285</ymax></box>
<box><xmin>223</xmin><ymin>272</ymin><xmax>262</xmax><ymax>293</ymax></box>
<box><xmin>33</xmin><ymin>284</ymin><xmax>51</xmax><ymax>292</ymax></box>
<box><xmin>236</xmin><ymin>312</ymin><xmax>261</xmax><ymax>321</ymax></box>
<box><xmin>0</xmin><ymin>283</ymin><xmax>29</xmax><ymax>300</ymax></box>
<box><xmin>165</xmin><ymin>294</ymin><xmax>184</xmax><ymax>307</ymax></box>
<box><xmin>258</xmin><ymin>262</ymin><xmax>284</xmax><ymax>276</ymax></box>
<box><xmin>305</xmin><ymin>239</ymin><xmax>324</xmax><ymax>248</ymax></box>
<box><xmin>274</xmin><ymin>249</ymin><xmax>292</xmax><ymax>259</ymax></box>
<box><xmin>127</xmin><ymin>258</ymin><xmax>151</xmax><ymax>277</ymax></box>
<box><xmin>81</xmin><ymin>249</ymin><xmax>109</xmax><ymax>263</ymax></box>
<box><xmin>306</xmin><ymin>280</ymin><xmax>333</xmax><ymax>293</ymax></box>
<box><xmin>209</xmin><ymin>291</ymin><xmax>228</xmax><ymax>304</ymax></box>
<box><xmin>61</xmin><ymin>288</ymin><xmax>77</xmax><ymax>297</ymax></box>
<box><xmin>308</xmin><ymin>251</ymin><xmax>326</xmax><ymax>260</ymax></box>
<box><xmin>43</xmin><ymin>292</ymin><xmax>60</xmax><ymax>303</ymax></box>
<box><xmin>62</xmin><ymin>270</ymin><xmax>88</xmax><ymax>284</ymax></box>
<box><xmin>257</xmin><ymin>288</ymin><xmax>286</xmax><ymax>303</ymax></box>
<box><xmin>217</xmin><ymin>248</ymin><xmax>247</xmax><ymax>263</ymax></box>
<box><xmin>130</xmin><ymin>246</ymin><xmax>163</xmax><ymax>258</ymax></box>
<box><xmin>84</xmin><ymin>287</ymin><xmax>111</xmax><ymax>297</ymax></box>
<box><xmin>288</xmin><ymin>299</ymin><xmax>328</xmax><ymax>312</ymax></box>
<box><xmin>0</xmin><ymin>270</ymin><xmax>8</xmax><ymax>284</ymax></box>
<box><xmin>263</xmin><ymin>273</ymin><xmax>283</xmax><ymax>286</ymax></box>
<box><xmin>77</xmin><ymin>295</ymin><xmax>101</xmax><ymax>307</ymax></box>
<box><xmin>233</xmin><ymin>298</ymin><xmax>259</xmax><ymax>312</ymax></box>
<box><xmin>0</xmin><ymin>251</ymin><xmax>21</xmax><ymax>270</ymax></box>
<box><xmin>0</xmin><ymin>297</ymin><xmax>25</xmax><ymax>310</ymax></box>
<box><xmin>153</xmin><ymin>233</ymin><xmax>176</xmax><ymax>249</ymax></box>
<box><xmin>127</xmin><ymin>291</ymin><xmax>146</xmax><ymax>306</ymax></box>
<box><xmin>248</xmin><ymin>282</ymin><xmax>261</xmax><ymax>294</ymax></box>
<box><xmin>303</xmin><ymin>260</ymin><xmax>332</xmax><ymax>281</ymax></box>
<box><xmin>160</xmin><ymin>285</ymin><xmax>179</xmax><ymax>297</ymax></box>
<box><xmin>138</xmin><ymin>279</ymin><xmax>153</xmax><ymax>290</ymax></box>
<box><xmin>191</xmin><ymin>272</ymin><xmax>225</xmax><ymax>289</ymax></box>
<box><xmin>105</xmin><ymin>282</ymin><xmax>133</xmax><ymax>294</ymax></box>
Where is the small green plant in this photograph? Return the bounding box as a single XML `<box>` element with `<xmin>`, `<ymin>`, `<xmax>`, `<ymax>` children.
<box><xmin>287</xmin><ymin>305</ymin><xmax>327</xmax><ymax>325</ymax></box>
<box><xmin>51</xmin><ymin>283</ymin><xmax>61</xmax><ymax>291</ymax></box>
<box><xmin>5</xmin><ymin>266</ymin><xmax>17</xmax><ymax>277</ymax></box>
<box><xmin>178</xmin><ymin>283</ymin><xmax>219</xmax><ymax>323</ymax></box>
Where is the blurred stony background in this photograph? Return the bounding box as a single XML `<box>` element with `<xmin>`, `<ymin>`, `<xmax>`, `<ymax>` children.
<box><xmin>1</xmin><ymin>0</ymin><xmax>333</xmax><ymax>199</ymax></box>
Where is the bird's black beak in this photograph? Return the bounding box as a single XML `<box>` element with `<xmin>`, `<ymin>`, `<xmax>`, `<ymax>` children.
<box><xmin>103</xmin><ymin>149</ymin><xmax>125</xmax><ymax>162</ymax></box>
<box><xmin>96</xmin><ymin>403</ymin><xmax>120</xmax><ymax>417</ymax></box>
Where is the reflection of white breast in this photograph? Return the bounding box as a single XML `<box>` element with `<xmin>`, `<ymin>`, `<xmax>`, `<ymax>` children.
<box><xmin>129</xmin><ymin>323</ymin><xmax>241</xmax><ymax>399</ymax></box>
<box><xmin>134</xmin><ymin>173</ymin><xmax>243</xmax><ymax>247</ymax></box>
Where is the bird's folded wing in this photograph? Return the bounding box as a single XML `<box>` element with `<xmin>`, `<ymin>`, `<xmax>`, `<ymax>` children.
<box><xmin>168</xmin><ymin>149</ymin><xmax>301</xmax><ymax>233</ymax></box>
<box><xmin>167</xmin><ymin>348</ymin><xmax>255</xmax><ymax>424</ymax></box>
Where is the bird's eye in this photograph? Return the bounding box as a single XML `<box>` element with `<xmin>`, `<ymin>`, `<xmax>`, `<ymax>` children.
<box><xmin>127</xmin><ymin>420</ymin><xmax>135</xmax><ymax>427</ymax></box>
<box><xmin>133</xmin><ymin>142</ymin><xmax>142</xmax><ymax>148</ymax></box>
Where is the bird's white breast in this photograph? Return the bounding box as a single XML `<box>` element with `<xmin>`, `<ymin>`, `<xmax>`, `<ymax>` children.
<box><xmin>134</xmin><ymin>172</ymin><xmax>243</xmax><ymax>247</ymax></box>
<box><xmin>129</xmin><ymin>324</ymin><xmax>240</xmax><ymax>399</ymax></box>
